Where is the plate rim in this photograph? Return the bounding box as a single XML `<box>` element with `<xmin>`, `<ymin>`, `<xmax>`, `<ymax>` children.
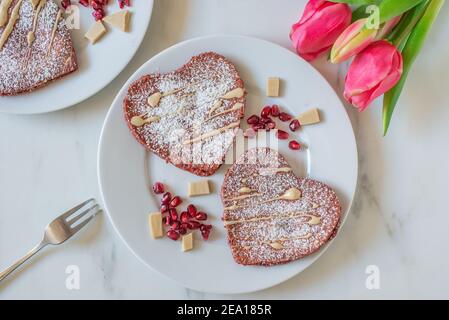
<box><xmin>97</xmin><ymin>34</ymin><xmax>359</xmax><ymax>294</ymax></box>
<box><xmin>0</xmin><ymin>0</ymin><xmax>154</xmax><ymax>115</ymax></box>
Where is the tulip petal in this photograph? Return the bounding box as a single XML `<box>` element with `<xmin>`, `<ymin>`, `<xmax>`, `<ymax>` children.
<box><xmin>345</xmin><ymin>41</ymin><xmax>397</xmax><ymax>94</ymax></box>
<box><xmin>332</xmin><ymin>27</ymin><xmax>377</xmax><ymax>63</ymax></box>
<box><xmin>290</xmin><ymin>1</ymin><xmax>352</xmax><ymax>61</ymax></box>
<box><xmin>344</xmin><ymin>41</ymin><xmax>403</xmax><ymax>111</ymax></box>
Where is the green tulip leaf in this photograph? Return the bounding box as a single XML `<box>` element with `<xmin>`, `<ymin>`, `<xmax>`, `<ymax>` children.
<box><xmin>330</xmin><ymin>0</ymin><xmax>380</xmax><ymax>5</ymax></box>
<box><xmin>383</xmin><ymin>0</ymin><xmax>445</xmax><ymax>135</ymax></box>
<box><xmin>379</xmin><ymin>0</ymin><xmax>427</xmax><ymax>23</ymax></box>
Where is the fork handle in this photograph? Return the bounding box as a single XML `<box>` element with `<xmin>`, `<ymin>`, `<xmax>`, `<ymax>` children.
<box><xmin>0</xmin><ymin>242</ymin><xmax>47</xmax><ymax>283</ymax></box>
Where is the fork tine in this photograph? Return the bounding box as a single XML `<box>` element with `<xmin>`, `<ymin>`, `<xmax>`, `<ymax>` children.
<box><xmin>60</xmin><ymin>198</ymin><xmax>96</xmax><ymax>220</ymax></box>
<box><xmin>70</xmin><ymin>210</ymin><xmax>101</xmax><ymax>234</ymax></box>
<box><xmin>67</xmin><ymin>204</ymin><xmax>99</xmax><ymax>225</ymax></box>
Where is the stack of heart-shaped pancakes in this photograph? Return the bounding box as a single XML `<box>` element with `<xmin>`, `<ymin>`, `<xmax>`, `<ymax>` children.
<box><xmin>0</xmin><ymin>0</ymin><xmax>77</xmax><ymax>96</ymax></box>
<box><xmin>222</xmin><ymin>148</ymin><xmax>341</xmax><ymax>266</ymax></box>
<box><xmin>124</xmin><ymin>52</ymin><xmax>246</xmax><ymax>176</ymax></box>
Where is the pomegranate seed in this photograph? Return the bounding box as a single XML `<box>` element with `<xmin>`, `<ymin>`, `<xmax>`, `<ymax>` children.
<box><xmin>201</xmin><ymin>229</ymin><xmax>211</xmax><ymax>241</ymax></box>
<box><xmin>271</xmin><ymin>105</ymin><xmax>280</xmax><ymax>117</ymax></box>
<box><xmin>266</xmin><ymin>122</ymin><xmax>276</xmax><ymax>130</ymax></box>
<box><xmin>251</xmin><ymin>123</ymin><xmax>265</xmax><ymax>131</ymax></box>
<box><xmin>61</xmin><ymin>0</ymin><xmax>71</xmax><ymax>9</ymax></box>
<box><xmin>181</xmin><ymin>222</ymin><xmax>189</xmax><ymax>230</ymax></box>
<box><xmin>169</xmin><ymin>208</ymin><xmax>178</xmax><ymax>221</ymax></box>
<box><xmin>188</xmin><ymin>221</ymin><xmax>201</xmax><ymax>229</ymax></box>
<box><xmin>161</xmin><ymin>192</ymin><xmax>172</xmax><ymax>205</ymax></box>
<box><xmin>259</xmin><ymin>116</ymin><xmax>272</xmax><ymax>125</ymax></box>
<box><xmin>178</xmin><ymin>227</ymin><xmax>187</xmax><ymax>235</ymax></box>
<box><xmin>261</xmin><ymin>106</ymin><xmax>272</xmax><ymax>118</ymax></box>
<box><xmin>279</xmin><ymin>112</ymin><xmax>292</xmax><ymax>122</ymax></box>
<box><xmin>91</xmin><ymin>0</ymin><xmax>102</xmax><ymax>10</ymax></box>
<box><xmin>247</xmin><ymin>115</ymin><xmax>260</xmax><ymax>125</ymax></box>
<box><xmin>160</xmin><ymin>204</ymin><xmax>169</xmax><ymax>213</ymax></box>
<box><xmin>167</xmin><ymin>230</ymin><xmax>180</xmax><ymax>241</ymax></box>
<box><xmin>195</xmin><ymin>212</ymin><xmax>207</xmax><ymax>221</ymax></box>
<box><xmin>276</xmin><ymin>130</ymin><xmax>289</xmax><ymax>140</ymax></box>
<box><xmin>289</xmin><ymin>119</ymin><xmax>301</xmax><ymax>132</ymax></box>
<box><xmin>165</xmin><ymin>216</ymin><xmax>172</xmax><ymax>226</ymax></box>
<box><xmin>180</xmin><ymin>211</ymin><xmax>190</xmax><ymax>223</ymax></box>
<box><xmin>152</xmin><ymin>182</ymin><xmax>165</xmax><ymax>194</ymax></box>
<box><xmin>79</xmin><ymin>0</ymin><xmax>89</xmax><ymax>7</ymax></box>
<box><xmin>289</xmin><ymin>140</ymin><xmax>302</xmax><ymax>150</ymax></box>
<box><xmin>171</xmin><ymin>221</ymin><xmax>180</xmax><ymax>230</ymax></box>
<box><xmin>200</xmin><ymin>224</ymin><xmax>213</xmax><ymax>231</ymax></box>
<box><xmin>170</xmin><ymin>196</ymin><xmax>182</xmax><ymax>207</ymax></box>
<box><xmin>162</xmin><ymin>216</ymin><xmax>167</xmax><ymax>224</ymax></box>
<box><xmin>92</xmin><ymin>9</ymin><xmax>104</xmax><ymax>21</ymax></box>
<box><xmin>244</xmin><ymin>128</ymin><xmax>256</xmax><ymax>139</ymax></box>
<box><xmin>187</xmin><ymin>204</ymin><xmax>197</xmax><ymax>218</ymax></box>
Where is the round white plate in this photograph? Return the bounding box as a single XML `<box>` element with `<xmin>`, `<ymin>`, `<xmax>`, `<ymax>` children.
<box><xmin>98</xmin><ymin>35</ymin><xmax>358</xmax><ymax>294</ymax></box>
<box><xmin>0</xmin><ymin>1</ymin><xmax>153</xmax><ymax>114</ymax></box>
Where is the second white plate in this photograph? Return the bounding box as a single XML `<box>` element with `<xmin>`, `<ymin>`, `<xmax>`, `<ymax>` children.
<box><xmin>0</xmin><ymin>1</ymin><xmax>153</xmax><ymax>114</ymax></box>
<box><xmin>98</xmin><ymin>35</ymin><xmax>358</xmax><ymax>294</ymax></box>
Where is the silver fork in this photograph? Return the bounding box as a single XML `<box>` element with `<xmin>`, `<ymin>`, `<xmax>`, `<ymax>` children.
<box><xmin>0</xmin><ymin>199</ymin><xmax>100</xmax><ymax>283</ymax></box>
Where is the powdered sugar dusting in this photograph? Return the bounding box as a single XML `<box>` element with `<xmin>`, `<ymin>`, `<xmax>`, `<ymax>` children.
<box><xmin>0</xmin><ymin>0</ymin><xmax>77</xmax><ymax>96</ymax></box>
<box><xmin>124</xmin><ymin>52</ymin><xmax>246</xmax><ymax>176</ymax></box>
<box><xmin>222</xmin><ymin>148</ymin><xmax>341</xmax><ymax>266</ymax></box>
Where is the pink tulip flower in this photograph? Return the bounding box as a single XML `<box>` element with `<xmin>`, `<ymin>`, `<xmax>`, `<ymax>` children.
<box><xmin>331</xmin><ymin>16</ymin><xmax>402</xmax><ymax>64</ymax></box>
<box><xmin>344</xmin><ymin>40</ymin><xmax>403</xmax><ymax>111</ymax></box>
<box><xmin>290</xmin><ymin>0</ymin><xmax>352</xmax><ymax>61</ymax></box>
<box><xmin>330</xmin><ymin>18</ymin><xmax>378</xmax><ymax>64</ymax></box>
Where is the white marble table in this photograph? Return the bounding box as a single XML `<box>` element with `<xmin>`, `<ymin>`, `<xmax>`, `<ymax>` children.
<box><xmin>1</xmin><ymin>0</ymin><xmax>448</xmax><ymax>299</ymax></box>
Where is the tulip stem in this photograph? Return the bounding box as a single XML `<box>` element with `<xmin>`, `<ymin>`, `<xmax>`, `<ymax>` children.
<box><xmin>383</xmin><ymin>0</ymin><xmax>445</xmax><ymax>136</ymax></box>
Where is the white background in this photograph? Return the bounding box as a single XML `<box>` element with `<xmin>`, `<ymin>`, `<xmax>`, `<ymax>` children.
<box><xmin>1</xmin><ymin>0</ymin><xmax>448</xmax><ymax>299</ymax></box>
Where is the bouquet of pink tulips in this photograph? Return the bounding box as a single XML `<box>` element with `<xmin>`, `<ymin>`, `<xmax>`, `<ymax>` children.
<box><xmin>290</xmin><ymin>0</ymin><xmax>445</xmax><ymax>135</ymax></box>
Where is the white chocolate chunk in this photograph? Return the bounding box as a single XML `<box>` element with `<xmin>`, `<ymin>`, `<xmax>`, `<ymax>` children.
<box><xmin>148</xmin><ymin>212</ymin><xmax>163</xmax><ymax>239</ymax></box>
<box><xmin>85</xmin><ymin>20</ymin><xmax>107</xmax><ymax>44</ymax></box>
<box><xmin>188</xmin><ymin>180</ymin><xmax>210</xmax><ymax>197</ymax></box>
<box><xmin>103</xmin><ymin>10</ymin><xmax>131</xmax><ymax>32</ymax></box>
<box><xmin>182</xmin><ymin>233</ymin><xmax>193</xmax><ymax>252</ymax></box>
<box><xmin>297</xmin><ymin>108</ymin><xmax>321</xmax><ymax>125</ymax></box>
<box><xmin>266</xmin><ymin>77</ymin><xmax>280</xmax><ymax>97</ymax></box>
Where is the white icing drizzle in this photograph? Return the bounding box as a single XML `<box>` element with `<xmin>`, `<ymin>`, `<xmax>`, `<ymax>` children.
<box><xmin>238</xmin><ymin>187</ymin><xmax>253</xmax><ymax>194</ymax></box>
<box><xmin>259</xmin><ymin>167</ymin><xmax>293</xmax><ymax>176</ymax></box>
<box><xmin>183</xmin><ymin>121</ymin><xmax>240</xmax><ymax>145</ymax></box>
<box><xmin>46</xmin><ymin>8</ymin><xmax>62</xmax><ymax>54</ymax></box>
<box><xmin>204</xmin><ymin>102</ymin><xmax>243</xmax><ymax>122</ymax></box>
<box><xmin>130</xmin><ymin>115</ymin><xmax>160</xmax><ymax>127</ymax></box>
<box><xmin>208</xmin><ymin>99</ymin><xmax>223</xmax><ymax>116</ymax></box>
<box><xmin>224</xmin><ymin>193</ymin><xmax>261</xmax><ymax>203</ymax></box>
<box><xmin>30</xmin><ymin>0</ymin><xmax>40</xmax><ymax>8</ymax></box>
<box><xmin>221</xmin><ymin>87</ymin><xmax>244</xmax><ymax>99</ymax></box>
<box><xmin>264</xmin><ymin>233</ymin><xmax>313</xmax><ymax>249</ymax></box>
<box><xmin>147</xmin><ymin>92</ymin><xmax>162</xmax><ymax>107</ymax></box>
<box><xmin>0</xmin><ymin>0</ymin><xmax>23</xmax><ymax>50</ymax></box>
<box><xmin>0</xmin><ymin>0</ymin><xmax>14</xmax><ymax>27</ymax></box>
<box><xmin>224</xmin><ymin>212</ymin><xmax>321</xmax><ymax>226</ymax></box>
<box><xmin>27</xmin><ymin>0</ymin><xmax>47</xmax><ymax>46</ymax></box>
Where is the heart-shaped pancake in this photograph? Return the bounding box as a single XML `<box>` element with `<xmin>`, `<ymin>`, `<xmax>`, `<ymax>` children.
<box><xmin>0</xmin><ymin>0</ymin><xmax>78</xmax><ymax>96</ymax></box>
<box><xmin>222</xmin><ymin>148</ymin><xmax>341</xmax><ymax>266</ymax></box>
<box><xmin>124</xmin><ymin>52</ymin><xmax>246</xmax><ymax>176</ymax></box>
